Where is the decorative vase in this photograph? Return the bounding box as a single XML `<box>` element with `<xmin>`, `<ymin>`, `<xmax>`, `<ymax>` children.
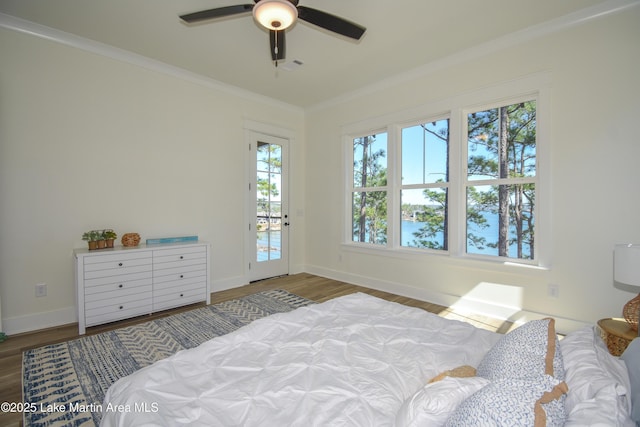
<box><xmin>88</xmin><ymin>241</ymin><xmax>98</xmax><ymax>250</ymax></box>
<box><xmin>96</xmin><ymin>240</ymin><xmax>106</xmax><ymax>249</ymax></box>
<box><xmin>121</xmin><ymin>233</ymin><xmax>141</xmax><ymax>247</ymax></box>
<box><xmin>105</xmin><ymin>239</ymin><xmax>115</xmax><ymax>248</ymax></box>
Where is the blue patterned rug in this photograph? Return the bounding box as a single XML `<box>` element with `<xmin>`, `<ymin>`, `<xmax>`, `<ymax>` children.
<box><xmin>22</xmin><ymin>289</ymin><xmax>314</xmax><ymax>426</ymax></box>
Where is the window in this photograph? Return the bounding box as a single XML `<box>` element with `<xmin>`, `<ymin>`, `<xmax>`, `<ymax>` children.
<box><xmin>401</xmin><ymin>119</ymin><xmax>450</xmax><ymax>250</ymax></box>
<box><xmin>465</xmin><ymin>101</ymin><xmax>537</xmax><ymax>259</ymax></box>
<box><xmin>351</xmin><ymin>133</ymin><xmax>388</xmax><ymax>245</ymax></box>
<box><xmin>345</xmin><ymin>83</ymin><xmax>545</xmax><ymax>266</ymax></box>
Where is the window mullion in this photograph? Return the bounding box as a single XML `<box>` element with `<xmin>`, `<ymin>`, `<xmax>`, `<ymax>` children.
<box><xmin>465</xmin><ymin>177</ymin><xmax>536</xmax><ymax>187</ymax></box>
<box><xmin>448</xmin><ymin>108</ymin><xmax>463</xmax><ymax>256</ymax></box>
<box><xmin>388</xmin><ymin>124</ymin><xmax>401</xmax><ymax>249</ymax></box>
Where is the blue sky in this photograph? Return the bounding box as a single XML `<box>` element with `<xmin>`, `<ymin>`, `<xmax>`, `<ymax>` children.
<box><xmin>401</xmin><ymin>120</ymin><xmax>449</xmax><ymax>205</ymax></box>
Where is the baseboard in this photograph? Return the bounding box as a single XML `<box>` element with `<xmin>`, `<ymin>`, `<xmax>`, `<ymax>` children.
<box><xmin>304</xmin><ymin>264</ymin><xmax>460</xmax><ymax>306</ymax></box>
<box><xmin>3</xmin><ymin>307</ymin><xmax>77</xmax><ymax>336</ymax></box>
<box><xmin>4</xmin><ymin>276</ymin><xmax>249</xmax><ymax>335</ymax></box>
<box><xmin>212</xmin><ymin>275</ymin><xmax>248</xmax><ymax>292</ymax></box>
<box><xmin>212</xmin><ymin>264</ymin><xmax>307</xmax><ymax>293</ymax></box>
<box><xmin>304</xmin><ymin>264</ymin><xmax>590</xmax><ymax>334</ymax></box>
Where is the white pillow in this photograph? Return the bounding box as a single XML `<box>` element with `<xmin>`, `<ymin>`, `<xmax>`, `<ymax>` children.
<box><xmin>395</xmin><ymin>376</ymin><xmax>490</xmax><ymax>427</ymax></box>
<box><xmin>560</xmin><ymin>326</ymin><xmax>634</xmax><ymax>426</ymax></box>
<box><xmin>563</xmin><ymin>384</ymin><xmax>630</xmax><ymax>427</ymax></box>
<box><xmin>620</xmin><ymin>337</ymin><xmax>640</xmax><ymax>425</ymax></box>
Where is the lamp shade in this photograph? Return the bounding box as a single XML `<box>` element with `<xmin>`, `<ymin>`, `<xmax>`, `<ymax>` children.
<box><xmin>614</xmin><ymin>244</ymin><xmax>640</xmax><ymax>288</ymax></box>
<box><xmin>253</xmin><ymin>0</ymin><xmax>298</xmax><ymax>30</ymax></box>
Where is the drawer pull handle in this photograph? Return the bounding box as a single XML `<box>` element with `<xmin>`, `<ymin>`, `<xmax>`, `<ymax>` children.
<box><xmin>118</xmin><ymin>263</ymin><xmax>123</xmax><ymax>267</ymax></box>
<box><xmin>180</xmin><ymin>256</ymin><xmax>184</xmax><ymax>260</ymax></box>
<box><xmin>118</xmin><ymin>284</ymin><xmax>123</xmax><ymax>288</ymax></box>
<box><xmin>180</xmin><ymin>275</ymin><xmax>184</xmax><ymax>278</ymax></box>
<box><xmin>180</xmin><ymin>293</ymin><xmax>184</xmax><ymax>297</ymax></box>
<box><xmin>119</xmin><ymin>306</ymin><xmax>124</xmax><ymax>310</ymax></box>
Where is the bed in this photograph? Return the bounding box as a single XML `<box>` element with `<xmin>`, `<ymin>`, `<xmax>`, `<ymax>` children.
<box><xmin>100</xmin><ymin>293</ymin><xmax>639</xmax><ymax>426</ymax></box>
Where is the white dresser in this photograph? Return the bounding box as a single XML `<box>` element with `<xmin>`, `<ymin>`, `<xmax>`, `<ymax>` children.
<box><xmin>74</xmin><ymin>242</ymin><xmax>211</xmax><ymax>334</ymax></box>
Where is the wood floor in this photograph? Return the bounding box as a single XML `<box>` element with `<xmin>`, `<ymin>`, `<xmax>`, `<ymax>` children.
<box><xmin>0</xmin><ymin>273</ymin><xmax>512</xmax><ymax>427</ymax></box>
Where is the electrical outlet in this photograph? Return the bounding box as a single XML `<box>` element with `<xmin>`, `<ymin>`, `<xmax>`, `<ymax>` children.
<box><xmin>547</xmin><ymin>283</ymin><xmax>560</xmax><ymax>299</ymax></box>
<box><xmin>35</xmin><ymin>283</ymin><xmax>47</xmax><ymax>297</ymax></box>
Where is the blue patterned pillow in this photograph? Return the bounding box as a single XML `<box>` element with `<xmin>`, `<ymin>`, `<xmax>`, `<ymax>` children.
<box><xmin>477</xmin><ymin>318</ymin><xmax>565</xmax><ymax>381</ymax></box>
<box><xmin>444</xmin><ymin>375</ymin><xmax>568</xmax><ymax>426</ymax></box>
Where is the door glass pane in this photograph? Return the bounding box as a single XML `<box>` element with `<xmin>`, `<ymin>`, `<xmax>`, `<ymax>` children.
<box><xmin>256</xmin><ymin>142</ymin><xmax>282</xmax><ymax>262</ymax></box>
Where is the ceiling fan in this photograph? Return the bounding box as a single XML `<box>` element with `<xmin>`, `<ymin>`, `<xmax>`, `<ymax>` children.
<box><xmin>179</xmin><ymin>0</ymin><xmax>366</xmax><ymax>65</ymax></box>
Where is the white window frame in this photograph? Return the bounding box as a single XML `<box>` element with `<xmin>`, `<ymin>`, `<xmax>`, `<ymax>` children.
<box><xmin>397</xmin><ymin>114</ymin><xmax>452</xmax><ymax>252</ymax></box>
<box><xmin>347</xmin><ymin>129</ymin><xmax>391</xmax><ymax>246</ymax></box>
<box><xmin>342</xmin><ymin>73</ymin><xmax>551</xmax><ymax>270</ymax></box>
<box><xmin>460</xmin><ymin>95</ymin><xmax>541</xmax><ymax>264</ymax></box>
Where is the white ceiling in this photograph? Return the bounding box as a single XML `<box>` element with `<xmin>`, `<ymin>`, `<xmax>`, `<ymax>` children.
<box><xmin>0</xmin><ymin>0</ymin><xmax>627</xmax><ymax>108</ymax></box>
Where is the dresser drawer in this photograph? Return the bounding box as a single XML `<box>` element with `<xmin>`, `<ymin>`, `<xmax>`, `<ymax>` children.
<box><xmin>153</xmin><ymin>246</ymin><xmax>206</xmax><ymax>272</ymax></box>
<box><xmin>86</xmin><ymin>298</ymin><xmax>153</xmax><ymax>327</ymax></box>
<box><xmin>85</xmin><ymin>270</ymin><xmax>152</xmax><ymax>288</ymax></box>
<box><xmin>153</xmin><ymin>265</ymin><xmax>206</xmax><ymax>283</ymax></box>
<box><xmin>85</xmin><ymin>286</ymin><xmax>151</xmax><ymax>308</ymax></box>
<box><xmin>84</xmin><ymin>252</ymin><xmax>152</xmax><ymax>280</ymax></box>
<box><xmin>85</xmin><ymin>279</ymin><xmax>153</xmax><ymax>301</ymax></box>
<box><xmin>153</xmin><ymin>286</ymin><xmax>206</xmax><ymax>312</ymax></box>
<box><xmin>153</xmin><ymin>274</ymin><xmax>205</xmax><ymax>291</ymax></box>
<box><xmin>84</xmin><ymin>251</ymin><xmax>152</xmax><ymax>268</ymax></box>
<box><xmin>153</xmin><ymin>257</ymin><xmax>206</xmax><ymax>272</ymax></box>
<box><xmin>152</xmin><ymin>245</ymin><xmax>206</xmax><ymax>262</ymax></box>
<box><xmin>154</xmin><ymin>280</ymin><xmax>205</xmax><ymax>297</ymax></box>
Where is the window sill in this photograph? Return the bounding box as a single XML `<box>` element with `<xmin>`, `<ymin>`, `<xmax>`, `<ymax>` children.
<box><xmin>340</xmin><ymin>242</ymin><xmax>550</xmax><ymax>275</ymax></box>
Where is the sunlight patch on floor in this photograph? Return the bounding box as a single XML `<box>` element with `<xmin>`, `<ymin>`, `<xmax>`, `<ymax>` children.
<box><xmin>441</xmin><ymin>282</ymin><xmax>525</xmax><ymax>333</ymax></box>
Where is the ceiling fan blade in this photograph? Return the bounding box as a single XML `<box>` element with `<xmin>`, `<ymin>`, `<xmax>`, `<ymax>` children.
<box><xmin>180</xmin><ymin>5</ymin><xmax>254</xmax><ymax>24</ymax></box>
<box><xmin>269</xmin><ymin>30</ymin><xmax>286</xmax><ymax>61</ymax></box>
<box><xmin>297</xmin><ymin>6</ymin><xmax>366</xmax><ymax>40</ymax></box>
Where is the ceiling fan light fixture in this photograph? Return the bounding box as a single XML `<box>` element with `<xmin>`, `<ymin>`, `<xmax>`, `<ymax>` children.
<box><xmin>253</xmin><ymin>0</ymin><xmax>298</xmax><ymax>30</ymax></box>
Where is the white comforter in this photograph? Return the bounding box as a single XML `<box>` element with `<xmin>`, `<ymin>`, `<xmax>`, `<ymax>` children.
<box><xmin>101</xmin><ymin>293</ymin><xmax>501</xmax><ymax>426</ymax></box>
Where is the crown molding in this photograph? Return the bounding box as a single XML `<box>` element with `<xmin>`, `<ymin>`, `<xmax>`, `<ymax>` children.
<box><xmin>0</xmin><ymin>12</ymin><xmax>303</xmax><ymax>115</ymax></box>
<box><xmin>307</xmin><ymin>0</ymin><xmax>640</xmax><ymax>112</ymax></box>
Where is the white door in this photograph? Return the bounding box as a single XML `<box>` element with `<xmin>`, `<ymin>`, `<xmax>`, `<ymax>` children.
<box><xmin>247</xmin><ymin>132</ymin><xmax>289</xmax><ymax>281</ymax></box>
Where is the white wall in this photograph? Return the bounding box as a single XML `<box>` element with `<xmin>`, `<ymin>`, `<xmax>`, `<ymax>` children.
<box><xmin>304</xmin><ymin>7</ymin><xmax>640</xmax><ymax>331</ymax></box>
<box><xmin>0</xmin><ymin>27</ymin><xmax>305</xmax><ymax>334</ymax></box>
<box><xmin>2</xmin><ymin>6</ymin><xmax>639</xmax><ymax>336</ymax></box>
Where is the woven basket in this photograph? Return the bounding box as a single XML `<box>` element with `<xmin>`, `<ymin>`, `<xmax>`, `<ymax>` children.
<box><xmin>121</xmin><ymin>233</ymin><xmax>141</xmax><ymax>247</ymax></box>
<box><xmin>623</xmin><ymin>293</ymin><xmax>640</xmax><ymax>331</ymax></box>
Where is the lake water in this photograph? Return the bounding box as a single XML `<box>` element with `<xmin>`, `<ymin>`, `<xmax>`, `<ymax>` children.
<box><xmin>257</xmin><ymin>231</ymin><xmax>281</xmax><ymax>262</ymax></box>
<box><xmin>402</xmin><ymin>212</ymin><xmax>532</xmax><ymax>258</ymax></box>
<box><xmin>258</xmin><ymin>214</ymin><xmax>531</xmax><ymax>262</ymax></box>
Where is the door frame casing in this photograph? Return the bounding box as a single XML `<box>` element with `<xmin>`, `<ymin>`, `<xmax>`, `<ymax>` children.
<box><xmin>243</xmin><ymin>120</ymin><xmax>295</xmax><ymax>283</ymax></box>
